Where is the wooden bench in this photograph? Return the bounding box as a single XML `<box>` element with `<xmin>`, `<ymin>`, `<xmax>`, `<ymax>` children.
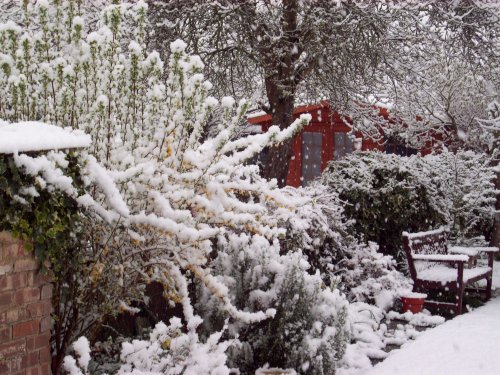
<box><xmin>402</xmin><ymin>227</ymin><xmax>498</xmax><ymax>315</ymax></box>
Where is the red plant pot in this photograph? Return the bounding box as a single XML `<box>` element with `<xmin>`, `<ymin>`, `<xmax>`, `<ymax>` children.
<box><xmin>401</xmin><ymin>293</ymin><xmax>427</xmax><ymax>314</ymax></box>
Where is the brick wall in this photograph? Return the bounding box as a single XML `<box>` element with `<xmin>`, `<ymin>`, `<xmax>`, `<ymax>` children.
<box><xmin>0</xmin><ymin>232</ymin><xmax>52</xmax><ymax>375</ymax></box>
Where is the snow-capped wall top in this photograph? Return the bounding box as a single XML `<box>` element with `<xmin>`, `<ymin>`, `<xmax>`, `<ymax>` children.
<box><xmin>0</xmin><ymin>121</ymin><xmax>91</xmax><ymax>154</ymax></box>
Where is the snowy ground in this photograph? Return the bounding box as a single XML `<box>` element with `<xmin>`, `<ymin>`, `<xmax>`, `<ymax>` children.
<box><xmin>365</xmin><ymin>260</ymin><xmax>500</xmax><ymax>375</ymax></box>
<box><xmin>366</xmin><ymin>297</ymin><xmax>500</xmax><ymax>375</ymax></box>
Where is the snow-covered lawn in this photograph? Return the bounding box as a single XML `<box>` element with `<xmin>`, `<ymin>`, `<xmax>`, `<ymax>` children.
<box><xmin>366</xmin><ymin>260</ymin><xmax>500</xmax><ymax>375</ymax></box>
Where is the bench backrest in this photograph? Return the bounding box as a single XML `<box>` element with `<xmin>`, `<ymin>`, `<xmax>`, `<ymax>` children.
<box><xmin>402</xmin><ymin>227</ymin><xmax>449</xmax><ymax>280</ymax></box>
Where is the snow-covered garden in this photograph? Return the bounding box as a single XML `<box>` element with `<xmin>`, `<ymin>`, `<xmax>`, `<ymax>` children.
<box><xmin>0</xmin><ymin>1</ymin><xmax>499</xmax><ymax>375</ymax></box>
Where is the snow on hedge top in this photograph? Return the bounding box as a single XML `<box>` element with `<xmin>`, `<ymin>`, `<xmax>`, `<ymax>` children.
<box><xmin>0</xmin><ymin>121</ymin><xmax>91</xmax><ymax>154</ymax></box>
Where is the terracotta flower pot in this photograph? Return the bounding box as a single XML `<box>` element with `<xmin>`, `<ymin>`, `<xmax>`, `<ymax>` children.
<box><xmin>256</xmin><ymin>368</ymin><xmax>297</xmax><ymax>375</ymax></box>
<box><xmin>400</xmin><ymin>292</ymin><xmax>427</xmax><ymax>314</ymax></box>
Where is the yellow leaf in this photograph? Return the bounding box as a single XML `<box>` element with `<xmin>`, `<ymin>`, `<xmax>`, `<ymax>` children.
<box><xmin>161</xmin><ymin>339</ymin><xmax>171</xmax><ymax>350</ymax></box>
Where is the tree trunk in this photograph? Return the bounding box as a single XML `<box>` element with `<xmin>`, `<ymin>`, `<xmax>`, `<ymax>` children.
<box><xmin>261</xmin><ymin>138</ymin><xmax>295</xmax><ymax>188</ymax></box>
<box><xmin>260</xmin><ymin>79</ymin><xmax>296</xmax><ymax>187</ymax></box>
<box><xmin>258</xmin><ymin>0</ymin><xmax>301</xmax><ymax>188</ymax></box>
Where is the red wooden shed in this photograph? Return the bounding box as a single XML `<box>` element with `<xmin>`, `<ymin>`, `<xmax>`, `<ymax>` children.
<box><xmin>247</xmin><ymin>101</ymin><xmax>385</xmax><ymax>187</ymax></box>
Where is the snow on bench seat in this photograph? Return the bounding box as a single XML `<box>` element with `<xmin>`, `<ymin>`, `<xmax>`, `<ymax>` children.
<box><xmin>0</xmin><ymin>121</ymin><xmax>91</xmax><ymax>154</ymax></box>
<box><xmin>412</xmin><ymin>254</ymin><xmax>469</xmax><ymax>262</ymax></box>
<box><xmin>417</xmin><ymin>266</ymin><xmax>492</xmax><ymax>283</ymax></box>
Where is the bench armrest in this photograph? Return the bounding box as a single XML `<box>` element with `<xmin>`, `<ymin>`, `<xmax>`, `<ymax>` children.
<box><xmin>449</xmin><ymin>246</ymin><xmax>499</xmax><ymax>255</ymax></box>
<box><xmin>411</xmin><ymin>253</ymin><xmax>469</xmax><ymax>263</ymax></box>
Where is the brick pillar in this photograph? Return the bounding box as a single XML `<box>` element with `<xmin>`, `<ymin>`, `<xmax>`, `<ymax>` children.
<box><xmin>0</xmin><ymin>232</ymin><xmax>52</xmax><ymax>375</ymax></box>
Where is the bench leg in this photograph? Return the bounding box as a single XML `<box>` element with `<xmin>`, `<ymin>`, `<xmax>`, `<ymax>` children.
<box><xmin>456</xmin><ymin>287</ymin><xmax>464</xmax><ymax>315</ymax></box>
<box><xmin>486</xmin><ymin>252</ymin><xmax>494</xmax><ymax>301</ymax></box>
<box><xmin>486</xmin><ymin>275</ymin><xmax>492</xmax><ymax>301</ymax></box>
<box><xmin>456</xmin><ymin>263</ymin><xmax>464</xmax><ymax>315</ymax></box>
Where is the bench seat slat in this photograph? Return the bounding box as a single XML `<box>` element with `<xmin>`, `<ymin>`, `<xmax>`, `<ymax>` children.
<box><xmin>417</xmin><ymin>266</ymin><xmax>491</xmax><ymax>283</ymax></box>
<box><xmin>411</xmin><ymin>253</ymin><xmax>468</xmax><ymax>262</ymax></box>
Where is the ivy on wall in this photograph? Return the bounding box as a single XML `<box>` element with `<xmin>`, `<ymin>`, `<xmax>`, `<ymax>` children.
<box><xmin>0</xmin><ymin>152</ymin><xmax>85</xmax><ymax>276</ymax></box>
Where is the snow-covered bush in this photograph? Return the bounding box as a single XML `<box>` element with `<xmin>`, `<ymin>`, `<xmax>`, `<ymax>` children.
<box><xmin>275</xmin><ymin>182</ymin><xmax>411</xmax><ymax>309</ymax></box>
<box><xmin>322</xmin><ymin>151</ymin><xmax>497</xmax><ymax>261</ymax></box>
<box><xmin>279</xmin><ymin>183</ymin><xmax>350</xmax><ymax>280</ymax></box>
<box><xmin>322</xmin><ymin>152</ymin><xmax>441</xmax><ymax>261</ymax></box>
<box><xmin>336</xmin><ymin>242</ymin><xmax>412</xmax><ymax>309</ymax></box>
<box><xmin>337</xmin><ymin>302</ymin><xmax>387</xmax><ymax>375</ymax></box>
<box><xmin>279</xmin><ymin>206</ymin><xmax>413</xmax><ymax>375</ymax></box>
<box><xmin>420</xmin><ymin>151</ymin><xmax>498</xmax><ymax>243</ymax></box>
<box><xmin>0</xmin><ymin>2</ymin><xmax>355</xmax><ymax>374</ymax></box>
<box><xmin>117</xmin><ymin>319</ymin><xmax>231</xmax><ymax>375</ymax></box>
<box><xmin>197</xmin><ymin>239</ymin><xmax>349</xmax><ymax>375</ymax></box>
<box><xmin>63</xmin><ymin>319</ymin><xmax>232</xmax><ymax>375</ymax></box>
<box><xmin>191</xmin><ymin>181</ymin><xmax>410</xmax><ymax>375</ymax></box>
